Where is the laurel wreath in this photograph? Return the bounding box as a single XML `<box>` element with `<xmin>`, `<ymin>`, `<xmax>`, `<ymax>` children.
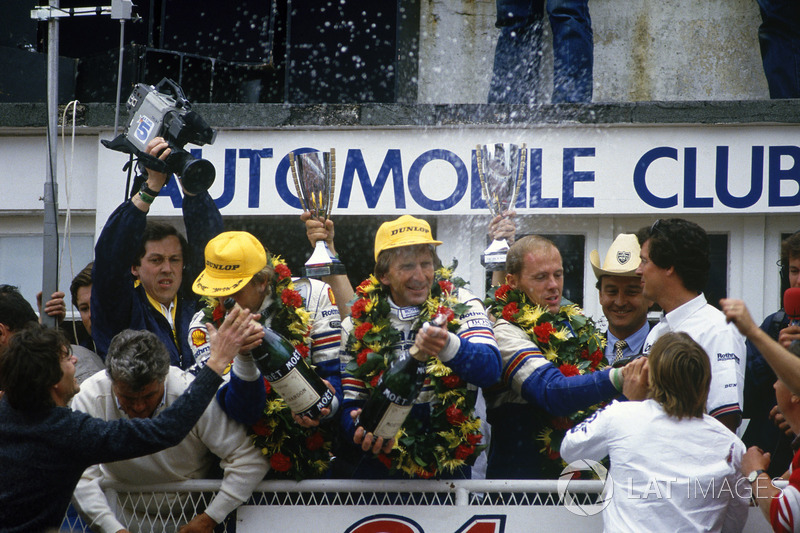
<box><xmin>485</xmin><ymin>284</ymin><xmax>608</xmax><ymax>478</ymax></box>
<box><xmin>345</xmin><ymin>264</ymin><xmax>485</xmax><ymax>478</ymax></box>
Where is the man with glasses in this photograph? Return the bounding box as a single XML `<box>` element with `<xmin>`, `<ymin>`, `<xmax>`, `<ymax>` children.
<box><xmin>638</xmin><ymin>218</ymin><xmax>745</xmax><ymax>432</ymax></box>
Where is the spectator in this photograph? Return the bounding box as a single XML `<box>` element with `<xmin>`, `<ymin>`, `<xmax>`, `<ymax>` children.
<box><xmin>739</xmin><ymin>232</ymin><xmax>800</xmax><ymax>477</ymax></box>
<box><xmin>188</xmin><ymin>231</ymin><xmax>342</xmax><ymax>426</ymax></box>
<box><xmin>483</xmin><ymin>235</ymin><xmax>648</xmax><ymax>479</ymax></box>
<box><xmin>91</xmin><ymin>137</ymin><xmax>223</xmax><ymax>369</ymax></box>
<box><xmin>638</xmin><ymin>218</ymin><xmax>746</xmax><ymax>432</ymax></box>
<box><xmin>0</xmin><ymin>285</ymin><xmax>38</xmax><ymax>353</ymax></box>
<box><xmin>339</xmin><ymin>215</ymin><xmax>501</xmax><ymax>479</ymax></box>
<box><xmin>72</xmin><ymin>328</ymin><xmax>268</xmax><ymax>533</ymax></box>
<box><xmin>0</xmin><ymin>307</ymin><xmax>257</xmax><ymax>532</ymax></box>
<box><xmin>69</xmin><ymin>262</ymin><xmax>94</xmax><ymax>344</ymax></box>
<box><xmin>561</xmin><ymin>332</ymin><xmax>749</xmax><ymax>533</ymax></box>
<box><xmin>590</xmin><ymin>233</ymin><xmax>653</xmax><ymax>364</ymax></box>
<box><xmin>489</xmin><ymin>0</ymin><xmax>592</xmax><ymax>104</ymax></box>
<box><xmin>755</xmin><ymin>0</ymin><xmax>800</xmax><ymax>99</ymax></box>
<box><xmin>741</xmin><ymin>342</ymin><xmax>800</xmax><ymax>532</ymax></box>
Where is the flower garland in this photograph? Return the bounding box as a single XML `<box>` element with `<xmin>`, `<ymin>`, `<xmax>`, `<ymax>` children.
<box><xmin>485</xmin><ymin>284</ymin><xmax>608</xmax><ymax>478</ymax></box>
<box><xmin>345</xmin><ymin>263</ymin><xmax>486</xmax><ymax>479</ymax></box>
<box><xmin>200</xmin><ymin>255</ymin><xmax>331</xmax><ymax>481</ymax></box>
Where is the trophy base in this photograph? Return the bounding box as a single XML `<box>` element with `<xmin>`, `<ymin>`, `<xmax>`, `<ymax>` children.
<box><xmin>303</xmin><ymin>261</ymin><xmax>348</xmax><ymax>278</ymax></box>
<box><xmin>481</xmin><ymin>253</ymin><xmax>508</xmax><ymax>272</ymax></box>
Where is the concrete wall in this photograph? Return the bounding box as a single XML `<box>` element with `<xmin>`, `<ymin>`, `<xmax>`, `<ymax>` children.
<box><xmin>418</xmin><ymin>0</ymin><xmax>769</xmax><ymax>104</ymax></box>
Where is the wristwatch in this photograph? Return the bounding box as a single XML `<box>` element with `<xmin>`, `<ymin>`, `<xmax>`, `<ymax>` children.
<box><xmin>747</xmin><ymin>469</ymin><xmax>767</xmax><ymax>483</ymax></box>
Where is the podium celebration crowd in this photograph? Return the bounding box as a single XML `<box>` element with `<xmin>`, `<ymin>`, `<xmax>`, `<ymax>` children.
<box><xmin>3</xmin><ymin>138</ymin><xmax>800</xmax><ymax>533</ymax></box>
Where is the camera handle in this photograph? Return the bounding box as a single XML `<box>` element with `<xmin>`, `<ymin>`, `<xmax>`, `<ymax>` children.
<box><xmin>155</xmin><ymin>78</ymin><xmax>191</xmax><ymax>110</ymax></box>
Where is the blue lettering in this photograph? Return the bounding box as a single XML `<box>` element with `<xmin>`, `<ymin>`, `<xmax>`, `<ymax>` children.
<box><xmin>408</xmin><ymin>149</ymin><xmax>467</xmax><ymax>211</ymax></box>
<box><xmin>562</xmin><ymin>147</ymin><xmax>594</xmax><ymax>208</ymax></box>
<box><xmin>338</xmin><ymin>149</ymin><xmax>405</xmax><ymax>209</ymax></box>
<box><xmin>634</xmin><ymin>147</ymin><xmax>679</xmax><ymax>208</ymax></box>
<box><xmin>529</xmin><ymin>148</ymin><xmax>558</xmax><ymax>208</ymax></box>
<box><xmin>239</xmin><ymin>148</ymin><xmax>273</xmax><ymax>208</ymax></box>
<box><xmin>768</xmin><ymin>146</ymin><xmax>800</xmax><ymax>207</ymax></box>
<box><xmin>208</xmin><ymin>148</ymin><xmax>237</xmax><ymax>209</ymax></box>
<box><xmin>716</xmin><ymin>146</ymin><xmax>762</xmax><ymax>208</ymax></box>
<box><xmin>683</xmin><ymin>148</ymin><xmax>713</xmax><ymax>208</ymax></box>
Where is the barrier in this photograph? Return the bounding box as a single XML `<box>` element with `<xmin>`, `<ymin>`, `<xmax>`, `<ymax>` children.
<box><xmin>61</xmin><ymin>479</ymin><xmax>770</xmax><ymax>532</ymax></box>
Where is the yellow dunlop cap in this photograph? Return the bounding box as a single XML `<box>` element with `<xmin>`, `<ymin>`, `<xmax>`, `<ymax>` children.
<box><xmin>192</xmin><ymin>231</ymin><xmax>267</xmax><ymax>296</ymax></box>
<box><xmin>374</xmin><ymin>215</ymin><xmax>442</xmax><ymax>262</ymax></box>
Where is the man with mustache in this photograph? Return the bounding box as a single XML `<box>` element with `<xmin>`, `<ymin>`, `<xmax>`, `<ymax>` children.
<box><xmin>92</xmin><ymin>137</ymin><xmax>223</xmax><ymax>369</ymax></box>
<box><xmin>590</xmin><ymin>233</ymin><xmax>653</xmax><ymax>365</ymax></box>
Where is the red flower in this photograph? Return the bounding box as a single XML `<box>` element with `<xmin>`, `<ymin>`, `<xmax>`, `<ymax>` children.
<box><xmin>351</xmin><ymin>298</ymin><xmax>368</xmax><ymax>320</ymax></box>
<box><xmin>281</xmin><ymin>288</ymin><xmax>303</xmax><ymax>308</ymax></box>
<box><xmin>211</xmin><ymin>303</ymin><xmax>225</xmax><ymax>324</ymax></box>
<box><xmin>356</xmin><ymin>279</ymin><xmax>373</xmax><ymax>296</ymax></box>
<box><xmin>417</xmin><ymin>469</ymin><xmax>436</xmax><ymax>479</ymax></box>
<box><xmin>438</xmin><ymin>280</ymin><xmax>454</xmax><ymax>294</ymax></box>
<box><xmin>441</xmin><ymin>375</ymin><xmax>464</xmax><ymax>389</ymax></box>
<box><xmin>502</xmin><ymin>302</ymin><xmax>519</xmax><ymax>321</ymax></box>
<box><xmin>305</xmin><ymin>431</ymin><xmax>324</xmax><ymax>451</ymax></box>
<box><xmin>466</xmin><ymin>433</ymin><xmax>483</xmax><ymax>446</ymax></box>
<box><xmin>445</xmin><ymin>405</ymin><xmax>467</xmax><ymax>425</ymax></box>
<box><xmin>534</xmin><ymin>322</ymin><xmax>556</xmax><ymax>344</ymax></box>
<box><xmin>548</xmin><ymin>450</ymin><xmax>561</xmax><ymax>460</ymax></box>
<box><xmin>435</xmin><ymin>306</ymin><xmax>455</xmax><ymax>324</ymax></box>
<box><xmin>270</xmin><ymin>453</ymin><xmax>292</xmax><ymax>472</ymax></box>
<box><xmin>370</xmin><ymin>372</ymin><xmax>383</xmax><ymax>388</ymax></box>
<box><xmin>275</xmin><ymin>263</ymin><xmax>292</xmax><ymax>280</ymax></box>
<box><xmin>354</xmin><ymin>322</ymin><xmax>373</xmax><ymax>340</ymax></box>
<box><xmin>294</xmin><ymin>343</ymin><xmax>309</xmax><ymax>359</ymax></box>
<box><xmin>551</xmin><ymin>416</ymin><xmax>574</xmax><ymax>430</ymax></box>
<box><xmin>454</xmin><ymin>444</ymin><xmax>475</xmax><ymax>460</ymax></box>
<box><xmin>376</xmin><ymin>453</ymin><xmax>393</xmax><ymax>469</ymax></box>
<box><xmin>356</xmin><ymin>348</ymin><xmax>372</xmax><ymax>366</ymax></box>
<box><xmin>579</xmin><ymin>348</ymin><xmax>590</xmax><ymax>360</ymax></box>
<box><xmin>251</xmin><ymin>418</ymin><xmax>271</xmax><ymax>437</ymax></box>
<box><xmin>590</xmin><ymin>349</ymin><xmax>604</xmax><ymax>366</ymax></box>
<box><xmin>263</xmin><ymin>377</ymin><xmax>272</xmax><ymax>395</ymax></box>
<box><xmin>494</xmin><ymin>284</ymin><xmax>511</xmax><ymax>301</ymax></box>
<box><xmin>559</xmin><ymin>363</ymin><xmax>580</xmax><ymax>377</ymax></box>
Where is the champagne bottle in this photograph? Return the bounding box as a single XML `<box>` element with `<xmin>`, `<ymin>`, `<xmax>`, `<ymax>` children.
<box><xmin>250</xmin><ymin>325</ymin><xmax>334</xmax><ymax>419</ymax></box>
<box><xmin>356</xmin><ymin>314</ymin><xmax>446</xmax><ymax>440</ymax></box>
<box><xmin>355</xmin><ymin>349</ymin><xmax>427</xmax><ymax>440</ymax></box>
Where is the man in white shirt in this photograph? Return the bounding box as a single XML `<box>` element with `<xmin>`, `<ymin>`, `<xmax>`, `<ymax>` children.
<box><xmin>638</xmin><ymin>218</ymin><xmax>745</xmax><ymax>432</ymax></box>
<box><xmin>72</xmin><ymin>329</ymin><xmax>269</xmax><ymax>532</ymax></box>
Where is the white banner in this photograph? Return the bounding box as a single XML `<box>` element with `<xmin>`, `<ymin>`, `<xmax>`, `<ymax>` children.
<box><xmin>94</xmin><ymin>124</ymin><xmax>800</xmax><ymax>223</ymax></box>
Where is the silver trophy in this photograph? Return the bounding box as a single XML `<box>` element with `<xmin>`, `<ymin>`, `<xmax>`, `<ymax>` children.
<box><xmin>289</xmin><ymin>149</ymin><xmax>346</xmax><ymax>277</ymax></box>
<box><xmin>476</xmin><ymin>143</ymin><xmax>527</xmax><ymax>271</ymax></box>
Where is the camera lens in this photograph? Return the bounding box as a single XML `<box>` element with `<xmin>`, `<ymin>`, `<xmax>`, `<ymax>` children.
<box><xmin>167</xmin><ymin>150</ymin><xmax>216</xmax><ymax>194</ymax></box>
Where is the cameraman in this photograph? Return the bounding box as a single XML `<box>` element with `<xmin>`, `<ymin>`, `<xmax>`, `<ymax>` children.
<box><xmin>91</xmin><ymin>137</ymin><xmax>223</xmax><ymax>369</ymax></box>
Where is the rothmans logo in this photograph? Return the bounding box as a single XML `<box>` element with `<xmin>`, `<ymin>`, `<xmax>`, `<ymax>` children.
<box><xmin>617</xmin><ymin>251</ymin><xmax>631</xmax><ymax>265</ymax></box>
<box><xmin>206</xmin><ymin>260</ymin><xmax>240</xmax><ymax>271</ymax></box>
<box><xmin>391</xmin><ymin>226</ymin><xmax>429</xmax><ymax>236</ymax></box>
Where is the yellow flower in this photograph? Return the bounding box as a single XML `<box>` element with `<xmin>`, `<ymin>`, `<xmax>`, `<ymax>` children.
<box><xmin>440</xmin><ymin>457</ymin><xmax>466</xmax><ymax>472</ymax></box>
<box><xmin>552</xmin><ymin>326</ymin><xmax>570</xmax><ymax>342</ymax></box>
<box><xmin>265</xmin><ymin>398</ymin><xmax>285</xmax><ymax>415</ymax></box>
<box><xmin>364</xmin><ymin>297</ymin><xmax>376</xmax><ymax>313</ymax></box>
<box><xmin>542</xmin><ymin>346</ymin><xmax>558</xmax><ymax>361</ymax></box>
<box><xmin>519</xmin><ymin>305</ymin><xmax>545</xmax><ymax>326</ymax></box>
<box><xmin>436</xmin><ymin>266</ymin><xmax>454</xmax><ymax>279</ymax></box>
<box><xmin>562</xmin><ymin>304</ymin><xmax>582</xmax><ymax>317</ymax></box>
<box><xmin>427</xmin><ymin>358</ymin><xmax>452</xmax><ymax>377</ymax></box>
<box><xmin>438</xmin><ymin>430</ymin><xmax>462</xmax><ymax>448</ymax></box>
